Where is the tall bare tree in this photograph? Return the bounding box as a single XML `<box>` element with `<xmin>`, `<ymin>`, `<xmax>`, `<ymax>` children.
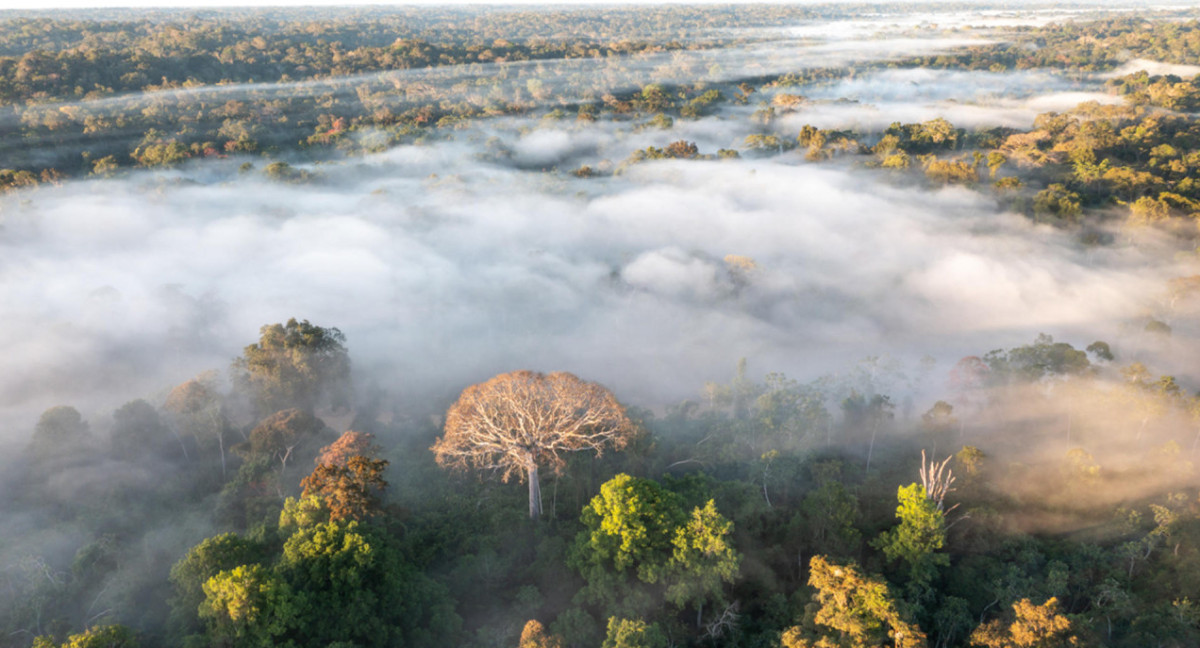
<box><xmin>432</xmin><ymin>370</ymin><xmax>634</xmax><ymax>520</ymax></box>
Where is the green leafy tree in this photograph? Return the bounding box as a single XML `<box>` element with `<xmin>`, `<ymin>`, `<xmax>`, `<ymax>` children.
<box><xmin>275</xmin><ymin>520</ymin><xmax>458</xmax><ymax>648</ymax></box>
<box><xmin>551</xmin><ymin>608</ymin><xmax>601</xmax><ymax>648</ymax></box>
<box><xmin>200</xmin><ymin>564</ymin><xmax>294</xmax><ymax>648</ymax></box>
<box><xmin>110</xmin><ymin>399</ymin><xmax>172</xmax><ymax>461</ymax></box>
<box><xmin>797</xmin><ymin>468</ymin><xmax>862</xmax><ymax>557</ymax></box>
<box><xmin>872</xmin><ymin>484</ymin><xmax>949</xmax><ymax>592</ymax></box>
<box><xmin>933</xmin><ymin>597</ymin><xmax>974</xmax><ymax>648</ymax></box>
<box><xmin>192</xmin><ymin>519</ymin><xmax>458</xmax><ymax>648</ymax></box>
<box><xmin>276</xmin><ymin>521</ymin><xmax>383</xmax><ymax>644</ymax></box>
<box><xmin>601</xmin><ymin>617</ymin><xmax>668</xmax><ymax>648</ymax></box>
<box><xmin>1032</xmin><ymin>185</ymin><xmax>1082</xmax><ymax>226</ymax></box>
<box><xmin>665</xmin><ymin>500</ymin><xmax>741</xmax><ymax>619</ymax></box>
<box><xmin>956</xmin><ymin>446</ymin><xmax>985</xmax><ymax>478</ymax></box>
<box><xmin>924</xmin><ymin>158</ymin><xmax>978</xmax><ymax>185</ymax></box>
<box><xmin>984</xmin><ymin>335</ymin><xmax>1090</xmax><ymax>384</ymax></box>
<box><xmin>636</xmin><ymin>84</ymin><xmax>671</xmax><ymax>113</ymax></box>
<box><xmin>28</xmin><ymin>405</ymin><xmax>91</xmax><ymax>462</ymax></box>
<box><xmin>36</xmin><ymin>624</ymin><xmax>139</xmax><ymax>648</ymax></box>
<box><xmin>232</xmin><ymin>318</ymin><xmax>351</xmax><ymax>416</ymax></box>
<box><xmin>578</xmin><ymin>473</ymin><xmax>685</xmax><ymax>580</ymax></box>
<box><xmin>217</xmin><ymin>456</ymin><xmax>288</xmax><ymax>530</ymax></box>
<box><xmin>969</xmin><ymin>597</ymin><xmax>1078</xmax><ymax>648</ymax></box>
<box><xmin>574</xmin><ymin>474</ymin><xmax>739</xmax><ymax>625</ymax></box>
<box><xmin>169</xmin><ymin>532</ymin><xmax>268</xmax><ymax>639</ymax></box>
<box><xmin>278</xmin><ymin>493</ymin><xmax>331</xmax><ymax>534</ymax></box>
<box><xmin>783</xmin><ymin>555</ymin><xmax>927</xmax><ymax>648</ymax></box>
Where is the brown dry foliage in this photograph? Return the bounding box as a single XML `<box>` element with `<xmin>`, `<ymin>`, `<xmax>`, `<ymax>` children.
<box><xmin>519</xmin><ymin>620</ymin><xmax>564</xmax><ymax>648</ymax></box>
<box><xmin>970</xmin><ymin>597</ymin><xmax>1078</xmax><ymax>648</ymax></box>
<box><xmin>315</xmin><ymin>430</ymin><xmax>378</xmax><ymax>467</ymax></box>
<box><xmin>431</xmin><ymin>370</ymin><xmax>633</xmax><ymax>482</ymax></box>
<box><xmin>300</xmin><ymin>455</ymin><xmax>389</xmax><ymax>522</ymax></box>
<box><xmin>163</xmin><ymin>376</ymin><xmax>220</xmax><ymax>415</ymax></box>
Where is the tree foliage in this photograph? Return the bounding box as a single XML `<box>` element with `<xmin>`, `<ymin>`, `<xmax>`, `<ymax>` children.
<box><xmin>199</xmin><ymin>564</ymin><xmax>292</xmax><ymax>648</ymax></box>
<box><xmin>187</xmin><ymin>519</ymin><xmax>459</xmax><ymax>648</ymax></box>
<box><xmin>35</xmin><ymin>625</ymin><xmax>139</xmax><ymax>648</ymax></box>
<box><xmin>664</xmin><ymin>499</ymin><xmax>741</xmax><ymax>608</ymax></box>
<box><xmin>519</xmin><ymin>620</ymin><xmax>565</xmax><ymax>648</ymax></box>
<box><xmin>873</xmin><ymin>483</ymin><xmax>950</xmax><ymax>589</ymax></box>
<box><xmin>28</xmin><ymin>405</ymin><xmax>90</xmax><ymax>461</ymax></box>
<box><xmin>232</xmin><ymin>318</ymin><xmax>351</xmax><ymax>416</ymax></box>
<box><xmin>579</xmin><ymin>473</ymin><xmax>685</xmax><ymax>578</ymax></box>
<box><xmin>244</xmin><ymin>408</ymin><xmax>327</xmax><ymax>473</ymax></box>
<box><xmin>300</xmin><ymin>455</ymin><xmax>389</xmax><ymax>522</ymax></box>
<box><xmin>969</xmin><ymin>598</ymin><xmax>1078</xmax><ymax>648</ymax></box>
<box><xmin>784</xmin><ymin>555</ymin><xmax>927</xmax><ymax>648</ymax></box>
<box><xmin>110</xmin><ymin>399</ymin><xmax>171</xmax><ymax>461</ymax></box>
<box><xmin>169</xmin><ymin>532</ymin><xmax>268</xmax><ymax>638</ymax></box>
<box><xmin>601</xmin><ymin>617</ymin><xmax>668</xmax><ymax>648</ymax></box>
<box><xmin>573</xmin><ymin>474</ymin><xmax>740</xmax><ymax>622</ymax></box>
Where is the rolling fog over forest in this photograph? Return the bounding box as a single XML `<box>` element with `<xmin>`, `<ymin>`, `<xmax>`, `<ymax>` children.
<box><xmin>2</xmin><ymin>2</ymin><xmax>1196</xmax><ymax>440</ymax></box>
<box><xmin>5</xmin><ymin>3</ymin><xmax>1200</xmax><ymax>648</ymax></box>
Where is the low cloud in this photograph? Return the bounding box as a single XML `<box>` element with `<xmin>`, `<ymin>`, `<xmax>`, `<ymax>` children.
<box><xmin>2</xmin><ymin>132</ymin><xmax>1193</xmax><ymax>450</ymax></box>
<box><xmin>1100</xmin><ymin>58</ymin><xmax>1200</xmax><ymax>79</ymax></box>
<box><xmin>1</xmin><ymin>7</ymin><xmax>1196</xmax><ymax>452</ymax></box>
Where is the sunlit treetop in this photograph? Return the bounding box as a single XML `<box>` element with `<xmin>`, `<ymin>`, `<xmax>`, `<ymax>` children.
<box><xmin>232</xmin><ymin>318</ymin><xmax>351</xmax><ymax>416</ymax></box>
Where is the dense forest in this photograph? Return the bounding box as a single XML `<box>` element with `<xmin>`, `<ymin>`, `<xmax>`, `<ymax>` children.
<box><xmin>7</xmin><ymin>319</ymin><xmax>1200</xmax><ymax>648</ymax></box>
<box><xmin>4</xmin><ymin>3</ymin><xmax>1200</xmax><ymax>648</ymax></box>
<box><xmin>4</xmin><ymin>4</ymin><xmax>1200</xmax><ymax>241</ymax></box>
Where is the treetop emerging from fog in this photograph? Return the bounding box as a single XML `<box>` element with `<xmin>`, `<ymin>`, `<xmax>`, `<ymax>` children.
<box><xmin>232</xmin><ymin>318</ymin><xmax>351</xmax><ymax>416</ymax></box>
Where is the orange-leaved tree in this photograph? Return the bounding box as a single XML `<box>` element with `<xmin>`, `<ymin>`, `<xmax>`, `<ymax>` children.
<box><xmin>432</xmin><ymin>370</ymin><xmax>634</xmax><ymax>520</ymax></box>
<box><xmin>300</xmin><ymin>455</ymin><xmax>388</xmax><ymax>522</ymax></box>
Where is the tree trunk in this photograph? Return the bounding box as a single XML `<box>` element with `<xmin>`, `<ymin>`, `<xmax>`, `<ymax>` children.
<box><xmin>762</xmin><ymin>464</ymin><xmax>772</xmax><ymax>508</ymax></box>
<box><xmin>169</xmin><ymin>424</ymin><xmax>190</xmax><ymax>461</ymax></box>
<box><xmin>866</xmin><ymin>423</ymin><xmax>878</xmax><ymax>473</ymax></box>
<box><xmin>527</xmin><ymin>462</ymin><xmax>542</xmax><ymax>520</ymax></box>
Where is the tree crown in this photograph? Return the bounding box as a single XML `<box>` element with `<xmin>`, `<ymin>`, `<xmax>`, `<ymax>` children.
<box><xmin>432</xmin><ymin>370</ymin><xmax>634</xmax><ymax>483</ymax></box>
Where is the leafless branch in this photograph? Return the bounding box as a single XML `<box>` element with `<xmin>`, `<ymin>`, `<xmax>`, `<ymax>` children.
<box><xmin>920</xmin><ymin>449</ymin><xmax>956</xmax><ymax>513</ymax></box>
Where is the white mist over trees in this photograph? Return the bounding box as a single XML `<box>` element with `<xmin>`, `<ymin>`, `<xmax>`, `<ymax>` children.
<box><xmin>4</xmin><ymin>3</ymin><xmax>1200</xmax><ymax>648</ymax></box>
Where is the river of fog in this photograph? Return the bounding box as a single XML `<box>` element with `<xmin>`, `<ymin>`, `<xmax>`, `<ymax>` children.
<box><xmin>2</xmin><ymin>4</ymin><xmax>1198</xmax><ymax>449</ymax></box>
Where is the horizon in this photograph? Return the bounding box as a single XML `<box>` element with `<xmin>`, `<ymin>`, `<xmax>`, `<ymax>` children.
<box><xmin>0</xmin><ymin>0</ymin><xmax>1166</xmax><ymax>14</ymax></box>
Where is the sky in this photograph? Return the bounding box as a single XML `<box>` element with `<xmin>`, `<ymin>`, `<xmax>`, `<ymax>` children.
<box><xmin>0</xmin><ymin>0</ymin><xmax>1166</xmax><ymax>13</ymax></box>
<box><xmin>0</xmin><ymin>0</ymin><xmax>896</xmax><ymax>10</ymax></box>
